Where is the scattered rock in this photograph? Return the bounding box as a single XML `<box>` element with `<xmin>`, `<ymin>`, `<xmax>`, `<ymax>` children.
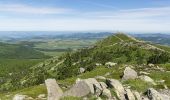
<box><xmin>104</xmin><ymin>72</ymin><xmax>110</xmax><ymax>76</ymax></box>
<box><xmin>93</xmin><ymin>83</ymin><xmax>103</xmax><ymax>96</ymax></box>
<box><xmin>79</xmin><ymin>67</ymin><xmax>85</xmax><ymax>73</ymax></box>
<box><xmin>37</xmin><ymin>94</ymin><xmax>46</xmax><ymax>99</ymax></box>
<box><xmin>139</xmin><ymin>75</ymin><xmax>156</xmax><ymax>85</ymax></box>
<box><xmin>63</xmin><ymin>81</ymin><xmax>91</xmax><ymax>97</ymax></box>
<box><xmin>45</xmin><ymin>79</ymin><xmax>63</xmax><ymax>100</ymax></box>
<box><xmin>105</xmin><ymin>62</ymin><xmax>117</xmax><ymax>68</ymax></box>
<box><xmin>148</xmin><ymin>63</ymin><xmax>154</xmax><ymax>67</ymax></box>
<box><xmin>125</xmin><ymin>89</ymin><xmax>135</xmax><ymax>100</ymax></box>
<box><xmin>139</xmin><ymin>71</ymin><xmax>150</xmax><ymax>75</ymax></box>
<box><xmin>96</xmin><ymin>63</ymin><xmax>102</xmax><ymax>66</ymax></box>
<box><xmin>99</xmin><ymin>82</ymin><xmax>108</xmax><ymax>89</ymax></box>
<box><xmin>13</xmin><ymin>94</ymin><xmax>28</xmax><ymax>100</ymax></box>
<box><xmin>102</xmin><ymin>89</ymin><xmax>112</xmax><ymax>99</ymax></box>
<box><xmin>106</xmin><ymin>79</ymin><xmax>126</xmax><ymax>100</ymax></box>
<box><xmin>122</xmin><ymin>67</ymin><xmax>138</xmax><ymax>80</ymax></box>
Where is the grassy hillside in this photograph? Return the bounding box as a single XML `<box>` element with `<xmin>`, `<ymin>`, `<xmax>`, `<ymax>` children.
<box><xmin>16</xmin><ymin>33</ymin><xmax>170</xmax><ymax>89</ymax></box>
<box><xmin>1</xmin><ymin>33</ymin><xmax>170</xmax><ymax>99</ymax></box>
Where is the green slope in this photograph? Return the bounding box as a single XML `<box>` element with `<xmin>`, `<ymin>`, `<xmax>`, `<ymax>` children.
<box><xmin>1</xmin><ymin>33</ymin><xmax>170</xmax><ymax>94</ymax></box>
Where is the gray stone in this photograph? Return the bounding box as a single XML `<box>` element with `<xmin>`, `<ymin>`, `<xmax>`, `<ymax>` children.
<box><xmin>63</xmin><ymin>81</ymin><xmax>91</xmax><ymax>97</ymax></box>
<box><xmin>106</xmin><ymin>79</ymin><xmax>126</xmax><ymax>100</ymax></box>
<box><xmin>45</xmin><ymin>79</ymin><xmax>63</xmax><ymax>100</ymax></box>
<box><xmin>122</xmin><ymin>67</ymin><xmax>138</xmax><ymax>80</ymax></box>
<box><xmin>139</xmin><ymin>75</ymin><xmax>156</xmax><ymax>85</ymax></box>
<box><xmin>13</xmin><ymin>94</ymin><xmax>28</xmax><ymax>100</ymax></box>
<box><xmin>79</xmin><ymin>67</ymin><xmax>85</xmax><ymax>73</ymax></box>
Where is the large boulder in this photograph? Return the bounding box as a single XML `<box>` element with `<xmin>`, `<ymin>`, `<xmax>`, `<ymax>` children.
<box><xmin>139</xmin><ymin>75</ymin><xmax>156</xmax><ymax>85</ymax></box>
<box><xmin>45</xmin><ymin>79</ymin><xmax>63</xmax><ymax>100</ymax></box>
<box><xmin>147</xmin><ymin>88</ymin><xmax>163</xmax><ymax>100</ymax></box>
<box><xmin>106</xmin><ymin>79</ymin><xmax>126</xmax><ymax>100</ymax></box>
<box><xmin>62</xmin><ymin>81</ymin><xmax>91</xmax><ymax>97</ymax></box>
<box><xmin>125</xmin><ymin>89</ymin><xmax>135</xmax><ymax>100</ymax></box>
<box><xmin>122</xmin><ymin>67</ymin><xmax>138</xmax><ymax>80</ymax></box>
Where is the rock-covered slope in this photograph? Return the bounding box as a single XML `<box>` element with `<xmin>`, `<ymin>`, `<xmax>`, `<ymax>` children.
<box><xmin>1</xmin><ymin>33</ymin><xmax>170</xmax><ymax>100</ymax></box>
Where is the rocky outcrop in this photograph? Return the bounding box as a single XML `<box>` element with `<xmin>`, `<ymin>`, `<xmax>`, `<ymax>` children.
<box><xmin>63</xmin><ymin>80</ymin><xmax>91</xmax><ymax>97</ymax></box>
<box><xmin>122</xmin><ymin>67</ymin><xmax>138</xmax><ymax>80</ymax></box>
<box><xmin>106</xmin><ymin>79</ymin><xmax>126</xmax><ymax>100</ymax></box>
<box><xmin>139</xmin><ymin>75</ymin><xmax>156</xmax><ymax>85</ymax></box>
<box><xmin>45</xmin><ymin>79</ymin><xmax>63</xmax><ymax>100</ymax></box>
<box><xmin>147</xmin><ymin>88</ymin><xmax>163</xmax><ymax>100</ymax></box>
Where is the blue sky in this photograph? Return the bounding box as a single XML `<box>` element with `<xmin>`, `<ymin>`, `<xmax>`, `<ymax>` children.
<box><xmin>0</xmin><ymin>0</ymin><xmax>170</xmax><ymax>32</ymax></box>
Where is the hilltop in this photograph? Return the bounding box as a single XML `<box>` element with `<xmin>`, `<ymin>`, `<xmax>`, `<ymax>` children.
<box><xmin>0</xmin><ymin>33</ymin><xmax>170</xmax><ymax>100</ymax></box>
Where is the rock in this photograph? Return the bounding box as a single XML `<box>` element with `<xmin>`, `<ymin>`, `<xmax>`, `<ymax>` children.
<box><xmin>79</xmin><ymin>67</ymin><xmax>85</xmax><ymax>73</ymax></box>
<box><xmin>63</xmin><ymin>81</ymin><xmax>91</xmax><ymax>97</ymax></box>
<box><xmin>147</xmin><ymin>88</ymin><xmax>164</xmax><ymax>100</ymax></box>
<box><xmin>125</xmin><ymin>89</ymin><xmax>135</xmax><ymax>100</ymax></box>
<box><xmin>106</xmin><ymin>79</ymin><xmax>126</xmax><ymax>100</ymax></box>
<box><xmin>37</xmin><ymin>94</ymin><xmax>46</xmax><ymax>99</ymax></box>
<box><xmin>139</xmin><ymin>71</ymin><xmax>150</xmax><ymax>75</ymax></box>
<box><xmin>102</xmin><ymin>89</ymin><xmax>112</xmax><ymax>99</ymax></box>
<box><xmin>99</xmin><ymin>82</ymin><xmax>108</xmax><ymax>89</ymax></box>
<box><xmin>105</xmin><ymin>62</ymin><xmax>117</xmax><ymax>68</ymax></box>
<box><xmin>122</xmin><ymin>67</ymin><xmax>138</xmax><ymax>80</ymax></box>
<box><xmin>132</xmin><ymin>91</ymin><xmax>141</xmax><ymax>100</ymax></box>
<box><xmin>45</xmin><ymin>79</ymin><xmax>63</xmax><ymax>100</ymax></box>
<box><xmin>13</xmin><ymin>94</ymin><xmax>28</xmax><ymax>100</ymax></box>
<box><xmin>96</xmin><ymin>63</ymin><xmax>102</xmax><ymax>66</ymax></box>
<box><xmin>84</xmin><ymin>78</ymin><xmax>102</xmax><ymax>94</ymax></box>
<box><xmin>148</xmin><ymin>63</ymin><xmax>154</xmax><ymax>67</ymax></box>
<box><xmin>104</xmin><ymin>72</ymin><xmax>110</xmax><ymax>76</ymax></box>
<box><xmin>139</xmin><ymin>75</ymin><xmax>156</xmax><ymax>85</ymax></box>
<box><xmin>95</xmin><ymin>76</ymin><xmax>106</xmax><ymax>80</ymax></box>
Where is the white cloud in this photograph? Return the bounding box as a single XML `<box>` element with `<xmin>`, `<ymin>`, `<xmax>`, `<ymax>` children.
<box><xmin>81</xmin><ymin>7</ymin><xmax>170</xmax><ymax>19</ymax></box>
<box><xmin>0</xmin><ymin>4</ymin><xmax>72</xmax><ymax>14</ymax></box>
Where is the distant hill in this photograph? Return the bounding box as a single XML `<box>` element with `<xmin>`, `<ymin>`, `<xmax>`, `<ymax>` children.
<box><xmin>0</xmin><ymin>42</ymin><xmax>50</xmax><ymax>59</ymax></box>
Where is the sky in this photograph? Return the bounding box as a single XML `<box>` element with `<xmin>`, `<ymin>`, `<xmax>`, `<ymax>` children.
<box><xmin>0</xmin><ymin>0</ymin><xmax>170</xmax><ymax>32</ymax></box>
